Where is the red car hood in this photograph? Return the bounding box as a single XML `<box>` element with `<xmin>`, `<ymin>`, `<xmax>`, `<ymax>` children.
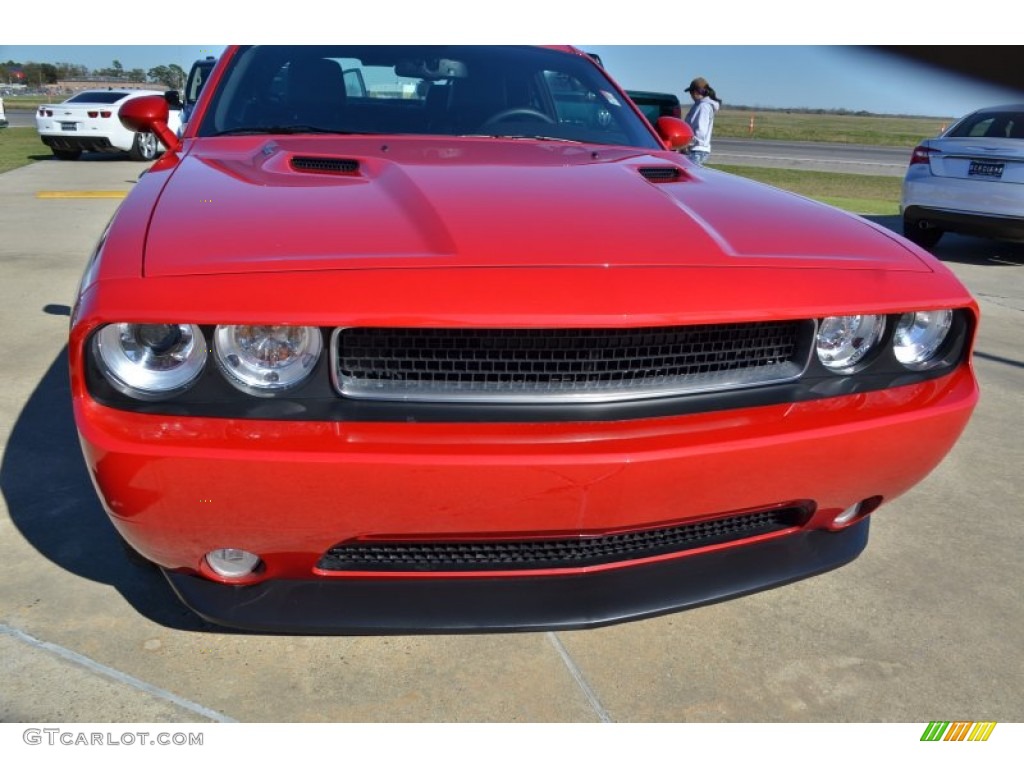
<box><xmin>144</xmin><ymin>136</ymin><xmax>930</xmax><ymax>277</ymax></box>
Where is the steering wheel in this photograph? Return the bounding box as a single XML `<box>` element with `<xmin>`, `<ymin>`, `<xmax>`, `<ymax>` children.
<box><xmin>481</xmin><ymin>108</ymin><xmax>555</xmax><ymax>129</ymax></box>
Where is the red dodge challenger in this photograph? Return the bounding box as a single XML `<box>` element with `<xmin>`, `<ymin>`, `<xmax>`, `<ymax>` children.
<box><xmin>69</xmin><ymin>45</ymin><xmax>979</xmax><ymax>633</ymax></box>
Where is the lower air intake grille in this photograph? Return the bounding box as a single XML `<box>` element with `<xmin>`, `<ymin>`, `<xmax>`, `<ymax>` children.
<box><xmin>317</xmin><ymin>507</ymin><xmax>808</xmax><ymax>572</ymax></box>
<box><xmin>334</xmin><ymin>321</ymin><xmax>812</xmax><ymax>403</ymax></box>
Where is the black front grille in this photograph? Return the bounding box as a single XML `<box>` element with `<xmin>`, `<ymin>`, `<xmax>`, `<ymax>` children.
<box><xmin>317</xmin><ymin>507</ymin><xmax>808</xmax><ymax>572</ymax></box>
<box><xmin>291</xmin><ymin>156</ymin><xmax>360</xmax><ymax>175</ymax></box>
<box><xmin>334</xmin><ymin>322</ymin><xmax>812</xmax><ymax>403</ymax></box>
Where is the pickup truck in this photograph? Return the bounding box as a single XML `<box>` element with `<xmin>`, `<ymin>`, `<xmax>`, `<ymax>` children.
<box><xmin>626</xmin><ymin>90</ymin><xmax>682</xmax><ymax>125</ymax></box>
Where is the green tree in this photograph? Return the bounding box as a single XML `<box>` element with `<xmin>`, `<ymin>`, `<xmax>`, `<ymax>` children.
<box><xmin>167</xmin><ymin>63</ymin><xmax>186</xmax><ymax>91</ymax></box>
<box><xmin>21</xmin><ymin>62</ymin><xmax>58</xmax><ymax>86</ymax></box>
<box><xmin>54</xmin><ymin>61</ymin><xmax>88</xmax><ymax>79</ymax></box>
<box><xmin>148</xmin><ymin>63</ymin><xmax>186</xmax><ymax>90</ymax></box>
<box><xmin>148</xmin><ymin>65</ymin><xmax>174</xmax><ymax>88</ymax></box>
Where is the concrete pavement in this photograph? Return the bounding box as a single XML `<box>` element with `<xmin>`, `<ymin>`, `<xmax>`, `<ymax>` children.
<box><xmin>1</xmin><ymin>155</ymin><xmax>1021</xmax><ymax>722</ymax></box>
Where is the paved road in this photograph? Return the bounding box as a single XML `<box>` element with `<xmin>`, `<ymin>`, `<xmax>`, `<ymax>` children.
<box><xmin>713</xmin><ymin>138</ymin><xmax>912</xmax><ymax>176</ymax></box>
<box><xmin>0</xmin><ymin>157</ymin><xmax>1021</xmax><ymax>724</ymax></box>
<box><xmin>2</xmin><ymin>108</ymin><xmax>35</xmax><ymax>129</ymax></box>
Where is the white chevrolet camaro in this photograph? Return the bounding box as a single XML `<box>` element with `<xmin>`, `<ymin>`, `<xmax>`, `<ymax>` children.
<box><xmin>902</xmin><ymin>103</ymin><xmax>1024</xmax><ymax>247</ymax></box>
<box><xmin>35</xmin><ymin>89</ymin><xmax>182</xmax><ymax>161</ymax></box>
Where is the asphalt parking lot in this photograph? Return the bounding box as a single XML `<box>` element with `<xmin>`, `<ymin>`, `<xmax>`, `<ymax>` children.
<box><xmin>1</xmin><ymin>155</ymin><xmax>1021</xmax><ymax>723</ymax></box>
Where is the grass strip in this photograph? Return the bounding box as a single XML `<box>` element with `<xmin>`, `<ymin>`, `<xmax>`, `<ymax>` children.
<box><xmin>714</xmin><ymin>110</ymin><xmax>949</xmax><ymax>148</ymax></box>
<box><xmin>0</xmin><ymin>127</ymin><xmax>49</xmax><ymax>174</ymax></box>
<box><xmin>710</xmin><ymin>163</ymin><xmax>902</xmax><ymax>215</ymax></box>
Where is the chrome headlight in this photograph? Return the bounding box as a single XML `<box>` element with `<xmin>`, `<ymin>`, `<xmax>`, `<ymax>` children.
<box><xmin>816</xmin><ymin>315</ymin><xmax>886</xmax><ymax>373</ymax></box>
<box><xmin>94</xmin><ymin>323</ymin><xmax>207</xmax><ymax>400</ymax></box>
<box><xmin>214</xmin><ymin>325</ymin><xmax>322</xmax><ymax>395</ymax></box>
<box><xmin>893</xmin><ymin>310</ymin><xmax>953</xmax><ymax>369</ymax></box>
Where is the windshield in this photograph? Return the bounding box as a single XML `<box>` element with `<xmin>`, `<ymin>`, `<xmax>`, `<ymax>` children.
<box><xmin>947</xmin><ymin>110</ymin><xmax>1024</xmax><ymax>139</ymax></box>
<box><xmin>197</xmin><ymin>45</ymin><xmax>660</xmax><ymax>148</ymax></box>
<box><xmin>67</xmin><ymin>91</ymin><xmax>132</xmax><ymax>104</ymax></box>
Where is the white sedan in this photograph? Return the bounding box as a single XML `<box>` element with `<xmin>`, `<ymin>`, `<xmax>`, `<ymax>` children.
<box><xmin>36</xmin><ymin>89</ymin><xmax>181</xmax><ymax>161</ymax></box>
<box><xmin>902</xmin><ymin>103</ymin><xmax>1024</xmax><ymax>247</ymax></box>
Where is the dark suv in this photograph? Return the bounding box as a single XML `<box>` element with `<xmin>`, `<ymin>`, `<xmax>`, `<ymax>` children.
<box><xmin>180</xmin><ymin>56</ymin><xmax>216</xmax><ymax>125</ymax></box>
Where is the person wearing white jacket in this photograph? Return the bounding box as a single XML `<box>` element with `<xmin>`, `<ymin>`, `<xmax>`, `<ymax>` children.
<box><xmin>683</xmin><ymin>77</ymin><xmax>721</xmax><ymax>165</ymax></box>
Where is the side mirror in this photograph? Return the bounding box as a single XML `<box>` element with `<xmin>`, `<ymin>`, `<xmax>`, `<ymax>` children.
<box><xmin>164</xmin><ymin>90</ymin><xmax>183</xmax><ymax>110</ymax></box>
<box><xmin>120</xmin><ymin>95</ymin><xmax>182</xmax><ymax>153</ymax></box>
<box><xmin>655</xmin><ymin>116</ymin><xmax>694</xmax><ymax>151</ymax></box>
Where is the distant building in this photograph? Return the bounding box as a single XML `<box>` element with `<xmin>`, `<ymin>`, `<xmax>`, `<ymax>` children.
<box><xmin>50</xmin><ymin>78</ymin><xmax>156</xmax><ymax>94</ymax></box>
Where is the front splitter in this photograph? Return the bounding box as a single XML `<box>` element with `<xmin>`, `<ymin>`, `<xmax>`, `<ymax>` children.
<box><xmin>165</xmin><ymin>519</ymin><xmax>869</xmax><ymax>635</ymax></box>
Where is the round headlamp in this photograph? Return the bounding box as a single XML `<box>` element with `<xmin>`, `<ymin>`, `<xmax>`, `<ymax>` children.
<box><xmin>214</xmin><ymin>325</ymin><xmax>322</xmax><ymax>395</ymax></box>
<box><xmin>94</xmin><ymin>323</ymin><xmax>207</xmax><ymax>400</ymax></box>
<box><xmin>893</xmin><ymin>310</ymin><xmax>953</xmax><ymax>369</ymax></box>
<box><xmin>816</xmin><ymin>315</ymin><xmax>886</xmax><ymax>373</ymax></box>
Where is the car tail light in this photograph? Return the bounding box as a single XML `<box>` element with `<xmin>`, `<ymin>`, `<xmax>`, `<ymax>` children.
<box><xmin>88</xmin><ymin>110</ymin><xmax>98</xmax><ymax>118</ymax></box>
<box><xmin>909</xmin><ymin>145</ymin><xmax>937</xmax><ymax>166</ymax></box>
<box><xmin>100</xmin><ymin>110</ymin><xmax>112</xmax><ymax>118</ymax></box>
<box><xmin>44</xmin><ymin>109</ymin><xmax>53</xmax><ymax>117</ymax></box>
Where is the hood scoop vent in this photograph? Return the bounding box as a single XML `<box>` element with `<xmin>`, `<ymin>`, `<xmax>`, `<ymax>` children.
<box><xmin>638</xmin><ymin>166</ymin><xmax>682</xmax><ymax>183</ymax></box>
<box><xmin>290</xmin><ymin>156</ymin><xmax>361</xmax><ymax>175</ymax></box>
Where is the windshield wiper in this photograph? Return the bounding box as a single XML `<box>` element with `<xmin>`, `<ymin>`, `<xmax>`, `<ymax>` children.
<box><xmin>214</xmin><ymin>125</ymin><xmax>372</xmax><ymax>137</ymax></box>
<box><xmin>460</xmin><ymin>134</ymin><xmax>583</xmax><ymax>143</ymax></box>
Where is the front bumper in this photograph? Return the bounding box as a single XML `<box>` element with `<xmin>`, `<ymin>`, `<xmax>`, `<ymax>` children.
<box><xmin>75</xmin><ymin>363</ymin><xmax>977</xmax><ymax>631</ymax></box>
<box><xmin>166</xmin><ymin>520</ymin><xmax>869</xmax><ymax>633</ymax></box>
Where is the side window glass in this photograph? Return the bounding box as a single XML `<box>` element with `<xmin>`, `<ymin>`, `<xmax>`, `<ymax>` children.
<box><xmin>966</xmin><ymin>117</ymin><xmax>993</xmax><ymax>137</ymax></box>
<box><xmin>544</xmin><ymin>70</ymin><xmax>617</xmax><ymax>131</ymax></box>
<box><xmin>343</xmin><ymin>68</ymin><xmax>366</xmax><ymax>98</ymax></box>
<box><xmin>189</xmin><ymin>70</ymin><xmax>204</xmax><ymax>103</ymax></box>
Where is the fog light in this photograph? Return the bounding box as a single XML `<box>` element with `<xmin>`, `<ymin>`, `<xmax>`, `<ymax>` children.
<box><xmin>205</xmin><ymin>548</ymin><xmax>261</xmax><ymax>578</ymax></box>
<box><xmin>834</xmin><ymin>503</ymin><xmax>862</xmax><ymax>526</ymax></box>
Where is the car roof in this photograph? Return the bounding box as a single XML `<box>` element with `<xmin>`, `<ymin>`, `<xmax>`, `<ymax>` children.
<box><xmin>966</xmin><ymin>103</ymin><xmax>1024</xmax><ymax>114</ymax></box>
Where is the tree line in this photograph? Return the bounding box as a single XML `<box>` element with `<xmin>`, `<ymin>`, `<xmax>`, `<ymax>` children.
<box><xmin>3</xmin><ymin>60</ymin><xmax>186</xmax><ymax>90</ymax></box>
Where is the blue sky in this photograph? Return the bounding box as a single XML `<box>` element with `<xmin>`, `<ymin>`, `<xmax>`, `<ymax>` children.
<box><xmin>3</xmin><ymin>1</ymin><xmax>1021</xmax><ymax>120</ymax></box>
<box><xmin>586</xmin><ymin>46</ymin><xmax>1024</xmax><ymax>119</ymax></box>
<box><xmin>3</xmin><ymin>44</ymin><xmax>1019</xmax><ymax>118</ymax></box>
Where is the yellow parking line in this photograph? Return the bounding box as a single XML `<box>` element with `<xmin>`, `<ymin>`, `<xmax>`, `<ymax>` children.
<box><xmin>36</xmin><ymin>190</ymin><xmax>128</xmax><ymax>199</ymax></box>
